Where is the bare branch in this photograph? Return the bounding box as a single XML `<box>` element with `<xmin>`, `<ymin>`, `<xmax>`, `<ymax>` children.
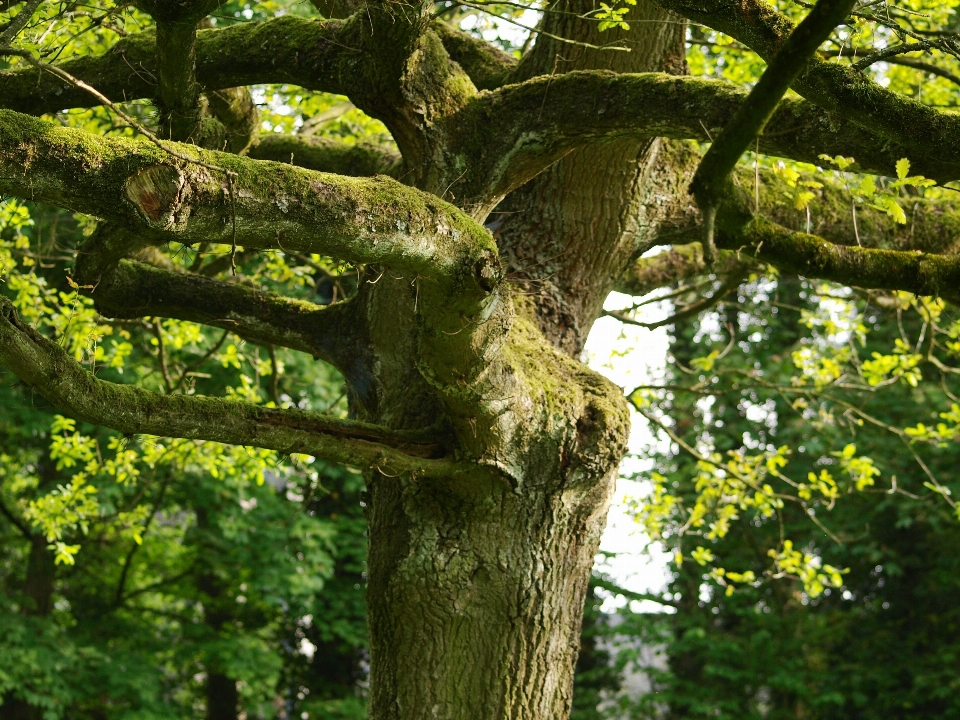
<box><xmin>0</xmin><ymin>0</ymin><xmax>42</xmax><ymax>45</ymax></box>
<box><xmin>0</xmin><ymin>296</ymin><xmax>467</xmax><ymax>478</ymax></box>
<box><xmin>606</xmin><ymin>268</ymin><xmax>748</xmax><ymax>328</ymax></box>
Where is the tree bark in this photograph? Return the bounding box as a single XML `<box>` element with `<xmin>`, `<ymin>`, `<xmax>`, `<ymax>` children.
<box><xmin>495</xmin><ymin>0</ymin><xmax>688</xmax><ymax>355</ymax></box>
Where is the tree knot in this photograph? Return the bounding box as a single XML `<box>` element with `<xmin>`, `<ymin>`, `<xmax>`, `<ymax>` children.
<box><xmin>125</xmin><ymin>164</ymin><xmax>187</xmax><ymax>230</ymax></box>
<box><xmin>474</xmin><ymin>249</ymin><xmax>502</xmax><ymax>293</ymax></box>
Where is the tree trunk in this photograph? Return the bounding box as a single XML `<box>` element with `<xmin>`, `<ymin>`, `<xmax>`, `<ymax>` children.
<box><xmin>206</xmin><ymin>674</ymin><xmax>239</xmax><ymax>720</ymax></box>
<box><xmin>1</xmin><ymin>535</ymin><xmax>56</xmax><ymax>720</ymax></box>
<box><xmin>362</xmin><ymin>6</ymin><xmax>687</xmax><ymax>718</ymax></box>
<box><xmin>195</xmin><ymin>508</ymin><xmax>240</xmax><ymax>720</ymax></box>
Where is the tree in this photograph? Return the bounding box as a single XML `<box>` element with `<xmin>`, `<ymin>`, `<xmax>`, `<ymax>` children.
<box><xmin>2</xmin><ymin>0</ymin><xmax>960</xmax><ymax>717</ymax></box>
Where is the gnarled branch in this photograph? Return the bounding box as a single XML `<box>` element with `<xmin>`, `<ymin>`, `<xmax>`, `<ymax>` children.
<box><xmin>446</xmin><ymin>70</ymin><xmax>950</xmax><ymax>212</ymax></box>
<box><xmin>0</xmin><ymin>109</ymin><xmax>500</xmax><ymax>308</ymax></box>
<box><xmin>91</xmin><ymin>259</ymin><xmax>358</xmax><ymax>368</ymax></box>
<box><xmin>717</xmin><ymin>214</ymin><xmax>960</xmax><ymax>304</ymax></box>
<box><xmin>615</xmin><ymin>243</ymin><xmax>751</xmax><ymax>296</ymax></box>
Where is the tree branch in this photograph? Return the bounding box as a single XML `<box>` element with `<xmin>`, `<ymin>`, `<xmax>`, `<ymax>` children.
<box><xmin>207</xmin><ymin>87</ymin><xmax>259</xmax><ymax>155</ymax></box>
<box><xmin>615</xmin><ymin>242</ymin><xmax>752</xmax><ymax>296</ymax></box>
<box><xmin>617</xmin><ymin>162</ymin><xmax>960</xmax><ymax>296</ymax></box>
<box><xmin>0</xmin><ymin>494</ymin><xmax>32</xmax><ymax>540</ymax></box>
<box><xmin>653</xmin><ymin>0</ymin><xmax>960</xmax><ymax>180</ymax></box>
<box><xmin>711</xmin><ymin>192</ymin><xmax>960</xmax><ymax>303</ymax></box>
<box><xmin>0</xmin><ymin>15</ymin><xmax>354</xmax><ymax>116</ymax></box>
<box><xmin>0</xmin><ymin>296</ymin><xmax>466</xmax><ymax>477</ymax></box>
<box><xmin>248</xmin><ymin>134</ymin><xmax>401</xmax><ymax>177</ymax></box>
<box><xmin>447</xmin><ymin>70</ymin><xmax>949</xmax><ymax>211</ymax></box>
<box><xmin>0</xmin><ymin>0</ymin><xmax>42</xmax><ymax>45</ymax></box>
<box><xmin>0</xmin><ymin>109</ymin><xmax>500</xmax><ymax>306</ymax></box>
<box><xmin>90</xmin><ymin>259</ymin><xmax>359</xmax><ymax>371</ymax></box>
<box><xmin>691</xmin><ymin>0</ymin><xmax>856</xmax><ymax>263</ymax></box>
<box><xmin>606</xmin><ymin>268</ymin><xmax>748</xmax><ymax>328</ymax></box>
<box><xmin>431</xmin><ymin>19</ymin><xmax>517</xmax><ymax>91</ymax></box>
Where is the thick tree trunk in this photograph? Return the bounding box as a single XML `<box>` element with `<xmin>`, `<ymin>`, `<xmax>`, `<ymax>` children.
<box><xmin>362</xmin><ymin>6</ymin><xmax>686</xmax><ymax>719</ymax></box>
<box><xmin>367</xmin><ymin>459</ymin><xmax>618</xmax><ymax>718</ymax></box>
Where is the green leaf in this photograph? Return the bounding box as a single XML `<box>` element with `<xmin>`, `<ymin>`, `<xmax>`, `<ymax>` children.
<box><xmin>896</xmin><ymin>157</ymin><xmax>910</xmax><ymax>180</ymax></box>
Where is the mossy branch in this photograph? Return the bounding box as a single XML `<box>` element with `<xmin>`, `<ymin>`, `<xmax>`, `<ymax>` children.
<box><xmin>248</xmin><ymin>135</ymin><xmax>401</xmax><ymax>177</ymax></box>
<box><xmin>0</xmin><ymin>109</ymin><xmax>500</xmax><ymax>305</ymax></box>
<box><xmin>717</xmin><ymin>215</ymin><xmax>960</xmax><ymax>303</ymax></box>
<box><xmin>0</xmin><ymin>296</ymin><xmax>462</xmax><ymax>477</ymax></box>
<box><xmin>0</xmin><ymin>16</ymin><xmax>353</xmax><ymax>116</ymax></box>
<box><xmin>615</xmin><ymin>243</ymin><xmax>751</xmax><ymax>296</ymax></box>
<box><xmin>447</xmin><ymin>70</ymin><xmax>951</xmax><ymax>211</ymax></box>
<box><xmin>653</xmin><ymin>0</ymin><xmax>960</xmax><ymax>177</ymax></box>
<box><xmin>89</xmin><ymin>259</ymin><xmax>359</xmax><ymax>370</ymax></box>
<box><xmin>431</xmin><ymin>19</ymin><xmax>517</xmax><ymax>91</ymax></box>
<box><xmin>691</xmin><ymin>0</ymin><xmax>856</xmax><ymax>263</ymax></box>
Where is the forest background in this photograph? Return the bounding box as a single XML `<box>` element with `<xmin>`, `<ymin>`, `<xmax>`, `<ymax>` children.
<box><xmin>2</xmin><ymin>0</ymin><xmax>960</xmax><ymax>718</ymax></box>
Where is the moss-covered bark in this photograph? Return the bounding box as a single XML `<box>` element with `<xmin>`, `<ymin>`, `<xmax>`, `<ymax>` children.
<box><xmin>0</xmin><ymin>295</ymin><xmax>466</xmax><ymax>476</ymax></box>
<box><xmin>431</xmin><ymin>19</ymin><xmax>517</xmax><ymax>91</ymax></box>
<box><xmin>0</xmin><ymin>109</ymin><xmax>498</xmax><ymax>304</ymax></box>
<box><xmin>0</xmin><ymin>16</ymin><xmax>353</xmax><ymax>115</ymax></box>
<box><xmin>89</xmin><ymin>259</ymin><xmax>361</xmax><ymax>374</ymax></box>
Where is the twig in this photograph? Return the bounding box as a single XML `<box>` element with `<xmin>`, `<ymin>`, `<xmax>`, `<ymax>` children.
<box><xmin>852</xmin><ymin>41</ymin><xmax>930</xmax><ymax>70</ymax></box>
<box><xmin>605</xmin><ymin>270</ymin><xmax>746</xmax><ymax>329</ymax></box>
<box><xmin>455</xmin><ymin>2</ymin><xmax>630</xmax><ymax>52</ymax></box>
<box><xmin>172</xmin><ymin>329</ymin><xmax>229</xmax><ymax>393</ymax></box>
<box><xmin>151</xmin><ymin>319</ymin><xmax>174</xmax><ymax>394</ymax></box>
<box><xmin>0</xmin><ymin>46</ymin><xmax>228</xmax><ymax>174</ymax></box>
<box><xmin>268</xmin><ymin>344</ymin><xmax>281</xmax><ymax>406</ymax></box>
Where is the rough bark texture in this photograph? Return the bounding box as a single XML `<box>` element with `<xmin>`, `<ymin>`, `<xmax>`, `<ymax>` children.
<box><xmin>495</xmin><ymin>1</ymin><xmax>688</xmax><ymax>354</ymax></box>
